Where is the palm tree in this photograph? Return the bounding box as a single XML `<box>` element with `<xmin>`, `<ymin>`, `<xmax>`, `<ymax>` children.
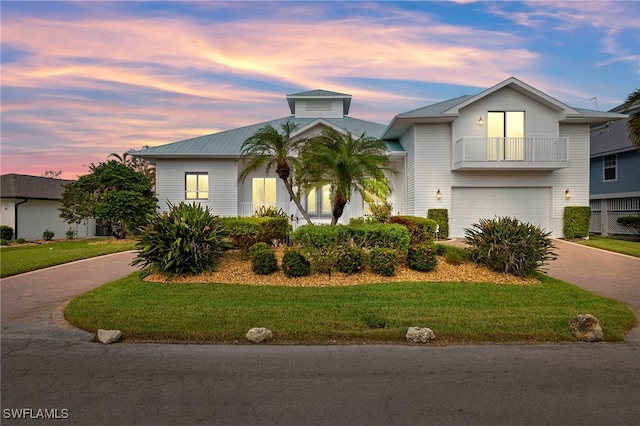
<box><xmin>238</xmin><ymin>122</ymin><xmax>313</xmax><ymax>225</ymax></box>
<box><xmin>109</xmin><ymin>150</ymin><xmax>156</xmax><ymax>183</ymax></box>
<box><xmin>623</xmin><ymin>89</ymin><xmax>640</xmax><ymax>151</ymax></box>
<box><xmin>298</xmin><ymin>128</ymin><xmax>396</xmax><ymax>225</ymax></box>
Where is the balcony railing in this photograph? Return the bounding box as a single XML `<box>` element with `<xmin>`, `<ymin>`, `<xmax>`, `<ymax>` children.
<box><xmin>238</xmin><ymin>202</ymin><xmax>296</xmax><ymax>217</ymax></box>
<box><xmin>453</xmin><ymin>137</ymin><xmax>570</xmax><ymax>170</ymax></box>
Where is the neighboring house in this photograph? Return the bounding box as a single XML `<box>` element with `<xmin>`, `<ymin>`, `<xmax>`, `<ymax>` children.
<box><xmin>0</xmin><ymin>174</ymin><xmax>96</xmax><ymax>240</ymax></box>
<box><xmin>134</xmin><ymin>77</ymin><xmax>625</xmax><ymax>238</ymax></box>
<box><xmin>589</xmin><ymin>103</ymin><xmax>640</xmax><ymax>236</ymax></box>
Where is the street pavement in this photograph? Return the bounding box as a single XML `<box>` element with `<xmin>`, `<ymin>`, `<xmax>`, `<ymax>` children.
<box><xmin>1</xmin><ymin>242</ymin><xmax>639</xmax><ymax>425</ymax></box>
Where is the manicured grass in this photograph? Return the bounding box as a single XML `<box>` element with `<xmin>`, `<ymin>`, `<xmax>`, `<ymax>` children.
<box><xmin>576</xmin><ymin>236</ymin><xmax>640</xmax><ymax>258</ymax></box>
<box><xmin>65</xmin><ymin>273</ymin><xmax>635</xmax><ymax>344</ymax></box>
<box><xmin>0</xmin><ymin>238</ymin><xmax>137</xmax><ymax>277</ymax></box>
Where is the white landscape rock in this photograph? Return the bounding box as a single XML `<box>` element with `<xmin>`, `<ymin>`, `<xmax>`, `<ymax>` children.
<box><xmin>246</xmin><ymin>327</ymin><xmax>273</xmax><ymax>343</ymax></box>
<box><xmin>97</xmin><ymin>329</ymin><xmax>123</xmax><ymax>344</ymax></box>
<box><xmin>406</xmin><ymin>327</ymin><xmax>435</xmax><ymax>343</ymax></box>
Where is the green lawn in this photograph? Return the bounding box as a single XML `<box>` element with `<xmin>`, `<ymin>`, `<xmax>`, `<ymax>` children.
<box><xmin>576</xmin><ymin>236</ymin><xmax>640</xmax><ymax>258</ymax></box>
<box><xmin>0</xmin><ymin>238</ymin><xmax>137</xmax><ymax>277</ymax></box>
<box><xmin>65</xmin><ymin>273</ymin><xmax>635</xmax><ymax>344</ymax></box>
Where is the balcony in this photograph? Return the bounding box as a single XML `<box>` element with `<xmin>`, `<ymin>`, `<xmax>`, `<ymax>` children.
<box><xmin>453</xmin><ymin>137</ymin><xmax>570</xmax><ymax>170</ymax></box>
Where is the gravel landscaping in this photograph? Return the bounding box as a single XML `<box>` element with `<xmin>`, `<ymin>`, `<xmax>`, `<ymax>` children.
<box><xmin>145</xmin><ymin>247</ymin><xmax>540</xmax><ymax>286</ymax></box>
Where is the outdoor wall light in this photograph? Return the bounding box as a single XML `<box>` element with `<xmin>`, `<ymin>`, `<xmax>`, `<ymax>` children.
<box><xmin>477</xmin><ymin>116</ymin><xmax>484</xmax><ymax>125</ymax></box>
<box><xmin>436</xmin><ymin>189</ymin><xmax>442</xmax><ymax>199</ymax></box>
<box><xmin>564</xmin><ymin>189</ymin><xmax>571</xmax><ymax>199</ymax></box>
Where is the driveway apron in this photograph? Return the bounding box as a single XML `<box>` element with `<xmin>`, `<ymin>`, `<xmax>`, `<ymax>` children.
<box><xmin>542</xmin><ymin>239</ymin><xmax>640</xmax><ymax>341</ymax></box>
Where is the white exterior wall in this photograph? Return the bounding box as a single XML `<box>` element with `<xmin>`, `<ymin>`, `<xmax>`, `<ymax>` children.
<box><xmin>155</xmin><ymin>158</ymin><xmax>238</xmax><ymax>216</ymax></box>
<box><xmin>453</xmin><ymin>87</ymin><xmax>560</xmax><ymax>142</ymax></box>
<box><xmin>400</xmin><ymin>128</ymin><xmax>416</xmax><ymax>215</ymax></box>
<box><xmin>2</xmin><ymin>199</ymin><xmax>95</xmax><ymax>241</ymax></box>
<box><xmin>405</xmin><ymin>88</ymin><xmax>590</xmax><ymax>238</ymax></box>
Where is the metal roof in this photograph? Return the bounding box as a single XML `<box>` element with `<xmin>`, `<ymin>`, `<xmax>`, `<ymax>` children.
<box><xmin>133</xmin><ymin>115</ymin><xmax>403</xmax><ymax>158</ymax></box>
<box><xmin>1</xmin><ymin>174</ymin><xmax>73</xmax><ymax>200</ymax></box>
<box><xmin>590</xmin><ymin>104</ymin><xmax>637</xmax><ymax>157</ymax></box>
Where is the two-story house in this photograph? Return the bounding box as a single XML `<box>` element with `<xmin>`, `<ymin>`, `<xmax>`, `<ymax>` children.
<box><xmin>589</xmin><ymin>103</ymin><xmax>640</xmax><ymax>236</ymax></box>
<box><xmin>134</xmin><ymin>77</ymin><xmax>625</xmax><ymax>238</ymax></box>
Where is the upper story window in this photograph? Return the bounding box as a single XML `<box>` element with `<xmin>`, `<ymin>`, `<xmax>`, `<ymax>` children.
<box><xmin>185</xmin><ymin>172</ymin><xmax>208</xmax><ymax>199</ymax></box>
<box><xmin>487</xmin><ymin>111</ymin><xmax>525</xmax><ymax>160</ymax></box>
<box><xmin>603</xmin><ymin>155</ymin><xmax>617</xmax><ymax>181</ymax></box>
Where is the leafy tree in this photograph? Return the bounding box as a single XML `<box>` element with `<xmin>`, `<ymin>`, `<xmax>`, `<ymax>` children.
<box><xmin>298</xmin><ymin>128</ymin><xmax>395</xmax><ymax>225</ymax></box>
<box><xmin>238</xmin><ymin>122</ymin><xmax>313</xmax><ymax>225</ymax></box>
<box><xmin>109</xmin><ymin>149</ymin><xmax>156</xmax><ymax>183</ymax></box>
<box><xmin>41</xmin><ymin>170</ymin><xmax>62</xmax><ymax>178</ymax></box>
<box><xmin>59</xmin><ymin>160</ymin><xmax>157</xmax><ymax>239</ymax></box>
<box><xmin>623</xmin><ymin>89</ymin><xmax>640</xmax><ymax>151</ymax></box>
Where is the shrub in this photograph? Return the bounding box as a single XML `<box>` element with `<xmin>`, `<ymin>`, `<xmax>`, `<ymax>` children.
<box><xmin>42</xmin><ymin>229</ymin><xmax>55</xmax><ymax>241</ymax></box>
<box><xmin>220</xmin><ymin>217</ymin><xmax>264</xmax><ymax>257</ymax></box>
<box><xmin>434</xmin><ymin>243</ymin><xmax>447</xmax><ymax>256</ymax></box>
<box><xmin>617</xmin><ymin>215</ymin><xmax>640</xmax><ymax>236</ymax></box>
<box><xmin>349</xmin><ymin>217</ymin><xmax>375</xmax><ymax>226</ymax></box>
<box><xmin>0</xmin><ymin>225</ymin><xmax>14</xmax><ymax>240</ymax></box>
<box><xmin>251</xmin><ymin>249</ymin><xmax>278</xmax><ymax>275</ymax></box>
<box><xmin>369</xmin><ymin>248</ymin><xmax>398</xmax><ymax>276</ymax></box>
<box><xmin>282</xmin><ymin>249</ymin><xmax>311</xmax><ymax>277</ymax></box>
<box><xmin>248</xmin><ymin>242</ymin><xmax>271</xmax><ymax>259</ymax></box>
<box><xmin>132</xmin><ymin>202</ymin><xmax>231</xmax><ymax>277</ymax></box>
<box><xmin>563</xmin><ymin>206</ymin><xmax>591</xmax><ymax>239</ymax></box>
<box><xmin>0</xmin><ymin>238</ymin><xmax>6</xmax><ymax>245</ymax></box>
<box><xmin>367</xmin><ymin>202</ymin><xmax>392</xmax><ymax>223</ymax></box>
<box><xmin>465</xmin><ymin>216</ymin><xmax>555</xmax><ymax>277</ymax></box>
<box><xmin>444</xmin><ymin>248</ymin><xmax>466</xmax><ymax>265</ymax></box>
<box><xmin>254</xmin><ymin>205</ymin><xmax>288</xmax><ymax>218</ymax></box>
<box><xmin>258</xmin><ymin>217</ymin><xmax>289</xmax><ymax>244</ymax></box>
<box><xmin>336</xmin><ymin>246</ymin><xmax>367</xmax><ymax>274</ymax></box>
<box><xmin>360</xmin><ymin>223</ymin><xmax>410</xmax><ymax>252</ymax></box>
<box><xmin>427</xmin><ymin>209</ymin><xmax>449</xmax><ymax>239</ymax></box>
<box><xmin>221</xmin><ymin>217</ymin><xmax>289</xmax><ymax>255</ymax></box>
<box><xmin>292</xmin><ymin>225</ymin><xmax>342</xmax><ymax>273</ymax></box>
<box><xmin>66</xmin><ymin>227</ymin><xmax>76</xmax><ymax>239</ymax></box>
<box><xmin>16</xmin><ymin>238</ymin><xmax>26</xmax><ymax>244</ymax></box>
<box><xmin>390</xmin><ymin>216</ymin><xmax>438</xmax><ymax>245</ymax></box>
<box><xmin>407</xmin><ymin>244</ymin><xmax>438</xmax><ymax>272</ymax></box>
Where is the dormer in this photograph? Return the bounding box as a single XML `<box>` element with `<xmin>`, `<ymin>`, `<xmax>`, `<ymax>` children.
<box><xmin>286</xmin><ymin>90</ymin><xmax>352</xmax><ymax>119</ymax></box>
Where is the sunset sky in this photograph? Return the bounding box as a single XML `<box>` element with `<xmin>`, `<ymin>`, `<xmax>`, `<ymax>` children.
<box><xmin>1</xmin><ymin>1</ymin><xmax>639</xmax><ymax>179</ymax></box>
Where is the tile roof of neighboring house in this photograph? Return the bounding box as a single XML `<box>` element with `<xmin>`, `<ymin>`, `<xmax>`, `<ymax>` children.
<box><xmin>0</xmin><ymin>174</ymin><xmax>73</xmax><ymax>200</ymax></box>
<box><xmin>590</xmin><ymin>104</ymin><xmax>637</xmax><ymax>157</ymax></box>
<box><xmin>134</xmin><ymin>115</ymin><xmax>403</xmax><ymax>158</ymax></box>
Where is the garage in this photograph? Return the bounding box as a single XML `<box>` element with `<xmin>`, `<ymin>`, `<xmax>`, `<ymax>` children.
<box><xmin>450</xmin><ymin>187</ymin><xmax>551</xmax><ymax>237</ymax></box>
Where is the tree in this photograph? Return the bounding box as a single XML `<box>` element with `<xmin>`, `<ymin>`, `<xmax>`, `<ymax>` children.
<box><xmin>109</xmin><ymin>149</ymin><xmax>156</xmax><ymax>183</ymax></box>
<box><xmin>238</xmin><ymin>122</ymin><xmax>313</xmax><ymax>225</ymax></box>
<box><xmin>41</xmin><ymin>170</ymin><xmax>62</xmax><ymax>178</ymax></box>
<box><xmin>59</xmin><ymin>160</ymin><xmax>157</xmax><ymax>239</ymax></box>
<box><xmin>623</xmin><ymin>89</ymin><xmax>640</xmax><ymax>151</ymax></box>
<box><xmin>298</xmin><ymin>128</ymin><xmax>396</xmax><ymax>225</ymax></box>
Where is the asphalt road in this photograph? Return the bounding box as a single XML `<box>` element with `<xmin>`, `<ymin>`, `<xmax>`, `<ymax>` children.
<box><xmin>2</xmin><ymin>339</ymin><xmax>639</xmax><ymax>425</ymax></box>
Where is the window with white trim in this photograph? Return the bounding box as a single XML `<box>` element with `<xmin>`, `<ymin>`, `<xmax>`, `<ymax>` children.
<box><xmin>252</xmin><ymin>177</ymin><xmax>277</xmax><ymax>207</ymax></box>
<box><xmin>185</xmin><ymin>172</ymin><xmax>209</xmax><ymax>199</ymax></box>
<box><xmin>604</xmin><ymin>155</ymin><xmax>617</xmax><ymax>181</ymax></box>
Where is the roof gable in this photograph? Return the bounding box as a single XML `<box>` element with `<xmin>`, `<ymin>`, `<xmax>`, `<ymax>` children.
<box><xmin>286</xmin><ymin>89</ymin><xmax>352</xmax><ymax>115</ymax></box>
<box><xmin>443</xmin><ymin>77</ymin><xmax>577</xmax><ymax>114</ymax></box>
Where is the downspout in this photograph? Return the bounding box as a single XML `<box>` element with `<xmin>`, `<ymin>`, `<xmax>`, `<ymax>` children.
<box><xmin>14</xmin><ymin>199</ymin><xmax>28</xmax><ymax>239</ymax></box>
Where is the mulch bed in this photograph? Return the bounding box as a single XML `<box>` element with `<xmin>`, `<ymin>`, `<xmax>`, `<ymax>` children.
<box><xmin>144</xmin><ymin>248</ymin><xmax>539</xmax><ymax>286</ymax></box>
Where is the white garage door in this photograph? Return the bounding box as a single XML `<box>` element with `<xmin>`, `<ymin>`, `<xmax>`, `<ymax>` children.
<box><xmin>450</xmin><ymin>187</ymin><xmax>550</xmax><ymax>237</ymax></box>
